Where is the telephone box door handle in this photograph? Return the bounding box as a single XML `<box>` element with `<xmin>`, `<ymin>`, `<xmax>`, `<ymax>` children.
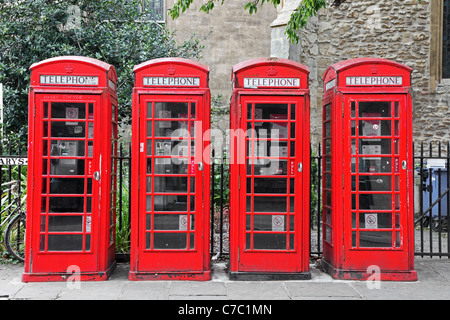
<box><xmin>298</xmin><ymin>162</ymin><xmax>303</xmax><ymax>172</ymax></box>
<box><xmin>198</xmin><ymin>162</ymin><xmax>204</xmax><ymax>171</ymax></box>
<box><xmin>93</xmin><ymin>171</ymin><xmax>101</xmax><ymax>181</ymax></box>
<box><xmin>402</xmin><ymin>160</ymin><xmax>407</xmax><ymax>170</ymax></box>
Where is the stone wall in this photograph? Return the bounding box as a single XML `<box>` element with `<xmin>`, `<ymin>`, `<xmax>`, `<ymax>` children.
<box><xmin>294</xmin><ymin>0</ymin><xmax>450</xmax><ymax>148</ymax></box>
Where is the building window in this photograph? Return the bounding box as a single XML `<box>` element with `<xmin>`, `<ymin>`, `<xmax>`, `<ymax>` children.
<box><xmin>140</xmin><ymin>0</ymin><xmax>165</xmax><ymax>22</ymax></box>
<box><xmin>443</xmin><ymin>0</ymin><xmax>450</xmax><ymax>78</ymax></box>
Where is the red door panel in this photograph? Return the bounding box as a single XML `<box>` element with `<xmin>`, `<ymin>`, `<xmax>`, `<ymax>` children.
<box><xmin>31</xmin><ymin>94</ymin><xmax>101</xmax><ymax>273</ymax></box>
<box><xmin>137</xmin><ymin>94</ymin><xmax>205</xmax><ymax>273</ymax></box>
<box><xmin>237</xmin><ymin>95</ymin><xmax>305</xmax><ymax>273</ymax></box>
<box><xmin>343</xmin><ymin>94</ymin><xmax>409</xmax><ymax>270</ymax></box>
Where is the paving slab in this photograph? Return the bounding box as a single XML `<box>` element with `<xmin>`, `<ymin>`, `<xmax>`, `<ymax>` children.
<box><xmin>0</xmin><ymin>258</ymin><xmax>449</xmax><ymax>300</ymax></box>
<box><xmin>284</xmin><ymin>281</ymin><xmax>361</xmax><ymax>300</ymax></box>
<box><xmin>225</xmin><ymin>281</ymin><xmax>290</xmax><ymax>300</ymax></box>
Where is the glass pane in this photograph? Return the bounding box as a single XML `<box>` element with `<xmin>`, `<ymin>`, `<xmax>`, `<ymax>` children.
<box><xmin>326</xmin><ymin>226</ymin><xmax>332</xmax><ymax>243</ymax></box>
<box><xmin>44</xmin><ymin>102</ymin><xmax>49</xmax><ymax>118</ymax></box>
<box><xmin>359</xmin><ymin>212</ymin><xmax>392</xmax><ymax>229</ymax></box>
<box><xmin>252</xmin><ymin>160</ymin><xmax>288</xmax><ymax>176</ymax></box>
<box><xmin>153</xmin><ymin>233</ymin><xmax>187</xmax><ymax>249</ymax></box>
<box><xmin>359</xmin><ymin>120</ymin><xmax>392</xmax><ymax>136</ymax></box>
<box><xmin>154</xmin><ymin>158</ymin><xmax>189</xmax><ymax>174</ymax></box>
<box><xmin>247</xmin><ymin>103</ymin><xmax>253</xmax><ymax>120</ymax></box>
<box><xmin>51</xmin><ymin>103</ymin><xmax>86</xmax><ymax>119</ymax></box>
<box><xmin>325</xmin><ymin>174</ymin><xmax>331</xmax><ymax>189</ymax></box>
<box><xmin>49</xmin><ymin>196</ymin><xmax>84</xmax><ymax>213</ymax></box>
<box><xmin>154</xmin><ymin>195</ymin><xmax>187</xmax><ymax>211</ymax></box>
<box><xmin>357</xmin><ymin>175</ymin><xmax>392</xmax><ymax>192</ymax></box>
<box><xmin>252</xmin><ymin>123</ymin><xmax>289</xmax><ymax>139</ymax></box>
<box><xmin>154</xmin><ymin>177</ymin><xmax>191</xmax><ymax>193</ymax></box>
<box><xmin>145</xmin><ymin>233</ymin><xmax>151</xmax><ymax>249</ymax></box>
<box><xmin>85</xmin><ymin>235</ymin><xmax>91</xmax><ymax>251</ymax></box>
<box><xmin>254</xmin><ymin>103</ymin><xmax>288</xmax><ymax>119</ymax></box>
<box><xmin>43</xmin><ymin>122</ymin><xmax>49</xmax><ymax>137</ymax></box>
<box><xmin>251</xmin><ymin>178</ymin><xmax>287</xmax><ymax>194</ymax></box>
<box><xmin>252</xmin><ymin>139</ymin><xmax>293</xmax><ymax>158</ymax></box>
<box><xmin>253</xmin><ymin>234</ymin><xmax>286</xmax><ymax>250</ymax></box>
<box><xmin>359</xmin><ymin>194</ymin><xmax>392</xmax><ymax>210</ymax></box>
<box><xmin>155</xmin><ymin>140</ymin><xmax>193</xmax><ymax>157</ymax></box>
<box><xmin>190</xmin><ymin>103</ymin><xmax>196</xmax><ymax>119</ymax></box>
<box><xmin>50</xmin><ymin>140</ymin><xmax>85</xmax><ymax>157</ymax></box>
<box><xmin>88</xmin><ymin>141</ymin><xmax>93</xmax><ymax>157</ymax></box>
<box><xmin>359</xmin><ymin>140</ymin><xmax>392</xmax><ymax>155</ymax></box>
<box><xmin>86</xmin><ymin>197</ymin><xmax>92</xmax><ymax>213</ymax></box>
<box><xmin>47</xmin><ymin>234</ymin><xmax>83</xmax><ymax>251</ymax></box>
<box><xmin>253</xmin><ymin>196</ymin><xmax>287</xmax><ymax>212</ymax></box>
<box><xmin>153</xmin><ymin>214</ymin><xmax>194</xmax><ymax>230</ymax></box>
<box><xmin>359</xmin><ymin>231</ymin><xmax>392</xmax><ymax>248</ymax></box>
<box><xmin>155</xmin><ymin>102</ymin><xmax>189</xmax><ymax>119</ymax></box>
<box><xmin>50</xmin><ymin>159</ymin><xmax>85</xmax><ymax>175</ymax></box>
<box><xmin>147</xmin><ymin>121</ymin><xmax>152</xmax><ymax>137</ymax></box>
<box><xmin>250</xmin><ymin>214</ymin><xmax>287</xmax><ymax>231</ymax></box>
<box><xmin>359</xmin><ymin>158</ymin><xmax>391</xmax><ymax>173</ymax></box>
<box><xmin>51</xmin><ymin>122</ymin><xmax>85</xmax><ymax>138</ymax></box>
<box><xmin>326</xmin><ymin>157</ymin><xmax>331</xmax><ymax>171</ymax></box>
<box><xmin>146</xmin><ymin>214</ymin><xmax>152</xmax><ymax>230</ymax></box>
<box><xmin>88</xmin><ymin>123</ymin><xmax>94</xmax><ymax>139</ymax></box>
<box><xmin>324</xmin><ymin>103</ymin><xmax>331</xmax><ymax>120</ymax></box>
<box><xmin>48</xmin><ymin>215</ymin><xmax>83</xmax><ymax>232</ymax></box>
<box><xmin>324</xmin><ymin>121</ymin><xmax>331</xmax><ymax>137</ymax></box>
<box><xmin>358</xmin><ymin>101</ymin><xmax>391</xmax><ymax>118</ymax></box>
<box><xmin>49</xmin><ymin>178</ymin><xmax>85</xmax><ymax>194</ymax></box>
<box><xmin>154</xmin><ymin>120</ymin><xmax>192</xmax><ymax>138</ymax></box>
<box><xmin>146</xmin><ymin>196</ymin><xmax>152</xmax><ymax>211</ymax></box>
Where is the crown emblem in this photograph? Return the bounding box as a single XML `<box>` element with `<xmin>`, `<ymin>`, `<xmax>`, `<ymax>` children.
<box><xmin>370</xmin><ymin>65</ymin><xmax>378</xmax><ymax>74</ymax></box>
<box><xmin>167</xmin><ymin>66</ymin><xmax>176</xmax><ymax>75</ymax></box>
<box><xmin>64</xmin><ymin>64</ymin><xmax>74</xmax><ymax>74</ymax></box>
<box><xmin>266</xmin><ymin>66</ymin><xmax>278</xmax><ymax>77</ymax></box>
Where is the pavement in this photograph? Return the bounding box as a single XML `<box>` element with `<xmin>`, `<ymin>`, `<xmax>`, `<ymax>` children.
<box><xmin>0</xmin><ymin>257</ymin><xmax>449</xmax><ymax>301</ymax></box>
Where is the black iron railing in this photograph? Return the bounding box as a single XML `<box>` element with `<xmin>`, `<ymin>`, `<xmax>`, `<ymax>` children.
<box><xmin>1</xmin><ymin>140</ymin><xmax>449</xmax><ymax>259</ymax></box>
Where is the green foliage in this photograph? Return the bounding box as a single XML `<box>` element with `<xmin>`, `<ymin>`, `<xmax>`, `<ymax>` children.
<box><xmin>285</xmin><ymin>0</ymin><xmax>327</xmax><ymax>43</ymax></box>
<box><xmin>0</xmin><ymin>0</ymin><xmax>204</xmax><ymax>143</ymax></box>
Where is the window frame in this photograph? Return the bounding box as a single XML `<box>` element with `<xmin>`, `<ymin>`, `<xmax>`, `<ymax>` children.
<box><xmin>431</xmin><ymin>0</ymin><xmax>450</xmax><ymax>91</ymax></box>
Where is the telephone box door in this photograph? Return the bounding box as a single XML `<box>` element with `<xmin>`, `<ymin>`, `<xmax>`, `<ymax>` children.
<box><xmin>137</xmin><ymin>94</ymin><xmax>205</xmax><ymax>273</ymax></box>
<box><xmin>237</xmin><ymin>94</ymin><xmax>307</xmax><ymax>274</ymax></box>
<box><xmin>31</xmin><ymin>94</ymin><xmax>100</xmax><ymax>273</ymax></box>
<box><xmin>344</xmin><ymin>94</ymin><xmax>410</xmax><ymax>270</ymax></box>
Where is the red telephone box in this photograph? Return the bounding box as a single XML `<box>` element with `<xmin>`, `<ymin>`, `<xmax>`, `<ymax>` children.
<box><xmin>229</xmin><ymin>58</ymin><xmax>311</xmax><ymax>280</ymax></box>
<box><xmin>321</xmin><ymin>58</ymin><xmax>417</xmax><ymax>281</ymax></box>
<box><xmin>23</xmin><ymin>56</ymin><xmax>118</xmax><ymax>282</ymax></box>
<box><xmin>129</xmin><ymin>58</ymin><xmax>211</xmax><ymax>280</ymax></box>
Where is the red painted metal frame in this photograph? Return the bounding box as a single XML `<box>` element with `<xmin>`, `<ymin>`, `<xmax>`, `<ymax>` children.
<box><xmin>23</xmin><ymin>56</ymin><xmax>117</xmax><ymax>282</ymax></box>
<box><xmin>229</xmin><ymin>58</ymin><xmax>311</xmax><ymax>280</ymax></box>
<box><xmin>321</xmin><ymin>58</ymin><xmax>417</xmax><ymax>281</ymax></box>
<box><xmin>129</xmin><ymin>58</ymin><xmax>211</xmax><ymax>280</ymax></box>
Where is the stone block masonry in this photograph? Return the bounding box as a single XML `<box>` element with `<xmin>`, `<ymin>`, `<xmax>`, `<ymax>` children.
<box><xmin>295</xmin><ymin>0</ymin><xmax>450</xmax><ymax>147</ymax></box>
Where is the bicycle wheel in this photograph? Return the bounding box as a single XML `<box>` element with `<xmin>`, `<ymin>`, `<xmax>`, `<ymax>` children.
<box><xmin>5</xmin><ymin>213</ymin><xmax>26</xmax><ymax>262</ymax></box>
